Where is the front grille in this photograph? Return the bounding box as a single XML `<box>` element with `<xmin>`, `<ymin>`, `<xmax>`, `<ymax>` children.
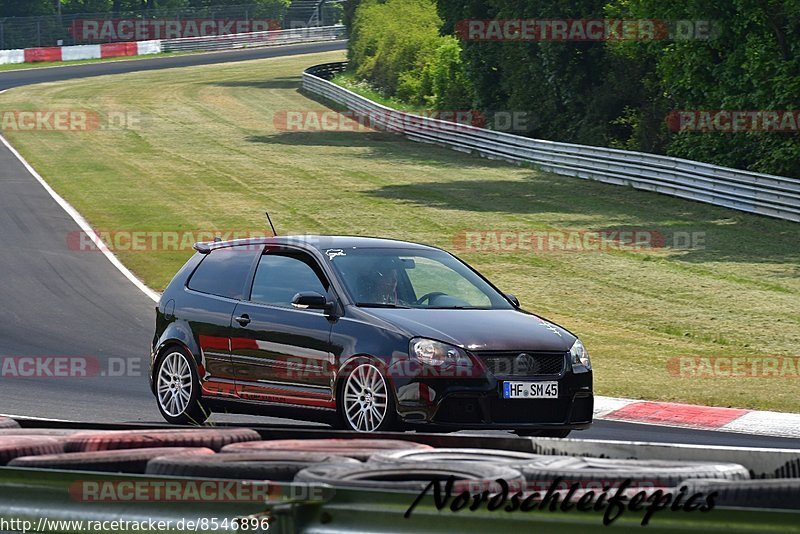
<box><xmin>477</xmin><ymin>351</ymin><xmax>566</xmax><ymax>377</ymax></box>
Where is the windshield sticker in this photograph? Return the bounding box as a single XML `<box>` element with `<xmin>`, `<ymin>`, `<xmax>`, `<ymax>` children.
<box><xmin>326</xmin><ymin>249</ymin><xmax>346</xmax><ymax>260</ymax></box>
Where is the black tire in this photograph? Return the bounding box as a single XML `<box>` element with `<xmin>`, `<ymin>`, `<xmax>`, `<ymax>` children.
<box><xmin>154</xmin><ymin>346</ymin><xmax>209</xmax><ymax>425</ymax></box>
<box><xmin>677</xmin><ymin>478</ymin><xmax>800</xmax><ymax>510</ymax></box>
<box><xmin>516</xmin><ymin>430</ymin><xmax>571</xmax><ymax>438</ymax></box>
<box><xmin>147</xmin><ymin>451</ymin><xmax>360</xmax><ymax>480</ymax></box>
<box><xmin>513</xmin><ymin>456</ymin><xmax>750</xmax><ymax>487</ymax></box>
<box><xmin>64</xmin><ymin>428</ymin><xmax>261</xmax><ymax>452</ymax></box>
<box><xmin>8</xmin><ymin>447</ymin><xmax>214</xmax><ymax>473</ymax></box>
<box><xmin>222</xmin><ymin>438</ymin><xmax>432</xmax><ymax>462</ymax></box>
<box><xmin>0</xmin><ymin>437</ymin><xmax>63</xmax><ymax>465</ymax></box>
<box><xmin>368</xmin><ymin>448</ymin><xmax>547</xmax><ymax>464</ymax></box>
<box><xmin>335</xmin><ymin>358</ymin><xmax>396</xmax><ymax>433</ymax></box>
<box><xmin>294</xmin><ymin>461</ymin><xmax>526</xmax><ymax>493</ymax></box>
<box><xmin>0</xmin><ymin>417</ymin><xmax>20</xmax><ymax>429</ymax></box>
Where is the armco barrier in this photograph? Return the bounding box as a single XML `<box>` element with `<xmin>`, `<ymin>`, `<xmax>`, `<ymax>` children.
<box><xmin>303</xmin><ymin>62</ymin><xmax>800</xmax><ymax>223</ymax></box>
<box><xmin>0</xmin><ymin>467</ymin><xmax>797</xmax><ymax>533</ymax></box>
<box><xmin>0</xmin><ymin>26</ymin><xmax>343</xmax><ymax>66</ymax></box>
<box><xmin>160</xmin><ymin>24</ymin><xmax>345</xmax><ymax>53</ymax></box>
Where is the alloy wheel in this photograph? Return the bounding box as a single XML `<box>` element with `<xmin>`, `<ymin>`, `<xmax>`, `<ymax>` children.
<box><xmin>343</xmin><ymin>363</ymin><xmax>389</xmax><ymax>432</ymax></box>
<box><xmin>157</xmin><ymin>351</ymin><xmax>193</xmax><ymax>417</ymax></box>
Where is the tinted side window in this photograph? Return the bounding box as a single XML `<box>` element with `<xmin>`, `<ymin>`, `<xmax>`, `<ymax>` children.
<box><xmin>250</xmin><ymin>253</ymin><xmax>328</xmax><ymax>306</ymax></box>
<box><xmin>187</xmin><ymin>247</ymin><xmax>258</xmax><ymax>299</ymax></box>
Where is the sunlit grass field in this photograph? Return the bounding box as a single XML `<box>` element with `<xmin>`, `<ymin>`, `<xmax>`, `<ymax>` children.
<box><xmin>2</xmin><ymin>49</ymin><xmax>798</xmax><ymax>411</ymax></box>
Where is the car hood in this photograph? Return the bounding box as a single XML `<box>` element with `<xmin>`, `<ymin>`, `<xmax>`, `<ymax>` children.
<box><xmin>361</xmin><ymin>308</ymin><xmax>576</xmax><ymax>352</ymax></box>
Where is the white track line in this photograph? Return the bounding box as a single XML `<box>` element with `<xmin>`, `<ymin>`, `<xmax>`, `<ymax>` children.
<box><xmin>0</xmin><ymin>134</ymin><xmax>160</xmax><ymax>302</ymax></box>
<box><xmin>0</xmin><ymin>413</ymin><xmax>73</xmax><ymax>423</ymax></box>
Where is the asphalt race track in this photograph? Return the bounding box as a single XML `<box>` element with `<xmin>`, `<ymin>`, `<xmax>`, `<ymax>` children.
<box><xmin>1</xmin><ymin>41</ymin><xmax>798</xmax><ymax>449</ymax></box>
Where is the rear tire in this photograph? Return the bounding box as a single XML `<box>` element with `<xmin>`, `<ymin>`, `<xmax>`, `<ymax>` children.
<box><xmin>154</xmin><ymin>347</ymin><xmax>209</xmax><ymax>425</ymax></box>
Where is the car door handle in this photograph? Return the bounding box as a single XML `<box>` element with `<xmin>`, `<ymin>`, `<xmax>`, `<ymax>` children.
<box><xmin>235</xmin><ymin>314</ymin><xmax>251</xmax><ymax>326</ymax></box>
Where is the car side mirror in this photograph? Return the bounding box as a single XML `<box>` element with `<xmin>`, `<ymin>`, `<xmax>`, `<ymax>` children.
<box><xmin>292</xmin><ymin>291</ymin><xmax>334</xmax><ymax>312</ymax></box>
<box><xmin>505</xmin><ymin>293</ymin><xmax>520</xmax><ymax>308</ymax></box>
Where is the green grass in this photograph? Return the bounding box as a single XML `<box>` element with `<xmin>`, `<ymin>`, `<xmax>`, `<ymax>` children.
<box><xmin>331</xmin><ymin>72</ymin><xmax>427</xmax><ymax>113</ymax></box>
<box><xmin>2</xmin><ymin>49</ymin><xmax>799</xmax><ymax>412</ymax></box>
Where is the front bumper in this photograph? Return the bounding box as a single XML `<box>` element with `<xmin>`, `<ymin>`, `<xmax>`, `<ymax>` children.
<box><xmin>394</xmin><ymin>362</ymin><xmax>593</xmax><ymax>430</ymax></box>
<box><xmin>420</xmin><ymin>390</ymin><xmax>592</xmax><ymax>429</ymax></box>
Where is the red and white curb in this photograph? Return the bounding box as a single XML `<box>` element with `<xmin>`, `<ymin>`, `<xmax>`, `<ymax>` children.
<box><xmin>595</xmin><ymin>396</ymin><xmax>800</xmax><ymax>439</ymax></box>
<box><xmin>0</xmin><ymin>40</ymin><xmax>161</xmax><ymax>66</ymax></box>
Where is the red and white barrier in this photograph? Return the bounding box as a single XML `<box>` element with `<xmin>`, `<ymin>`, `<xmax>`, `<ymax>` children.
<box><xmin>0</xmin><ymin>40</ymin><xmax>162</xmax><ymax>66</ymax></box>
<box><xmin>0</xmin><ymin>49</ymin><xmax>25</xmax><ymax>65</ymax></box>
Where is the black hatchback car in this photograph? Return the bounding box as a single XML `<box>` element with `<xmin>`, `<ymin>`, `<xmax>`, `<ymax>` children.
<box><xmin>149</xmin><ymin>236</ymin><xmax>593</xmax><ymax>436</ymax></box>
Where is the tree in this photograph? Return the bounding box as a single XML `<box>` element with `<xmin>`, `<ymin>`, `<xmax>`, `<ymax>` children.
<box><xmin>0</xmin><ymin>0</ymin><xmax>56</xmax><ymax>17</ymax></box>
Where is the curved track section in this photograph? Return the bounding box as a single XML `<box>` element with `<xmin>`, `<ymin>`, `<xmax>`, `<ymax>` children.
<box><xmin>0</xmin><ymin>41</ymin><xmax>797</xmax><ymax>448</ymax></box>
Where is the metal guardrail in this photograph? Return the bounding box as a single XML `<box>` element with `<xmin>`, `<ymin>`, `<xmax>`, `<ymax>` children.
<box><xmin>1</xmin><ymin>466</ymin><xmax>798</xmax><ymax>533</ymax></box>
<box><xmin>161</xmin><ymin>25</ymin><xmax>345</xmax><ymax>53</ymax></box>
<box><xmin>302</xmin><ymin>62</ymin><xmax>800</xmax><ymax>223</ymax></box>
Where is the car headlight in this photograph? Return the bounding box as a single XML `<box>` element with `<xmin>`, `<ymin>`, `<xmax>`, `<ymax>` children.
<box><xmin>410</xmin><ymin>338</ymin><xmax>469</xmax><ymax>367</ymax></box>
<box><xmin>570</xmin><ymin>339</ymin><xmax>591</xmax><ymax>369</ymax></box>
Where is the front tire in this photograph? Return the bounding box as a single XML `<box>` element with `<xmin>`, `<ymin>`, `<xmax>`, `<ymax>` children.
<box><xmin>336</xmin><ymin>359</ymin><xmax>395</xmax><ymax>433</ymax></box>
<box><xmin>155</xmin><ymin>347</ymin><xmax>209</xmax><ymax>425</ymax></box>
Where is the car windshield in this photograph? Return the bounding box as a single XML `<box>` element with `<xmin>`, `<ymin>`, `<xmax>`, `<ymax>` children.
<box><xmin>326</xmin><ymin>247</ymin><xmax>513</xmax><ymax>309</ymax></box>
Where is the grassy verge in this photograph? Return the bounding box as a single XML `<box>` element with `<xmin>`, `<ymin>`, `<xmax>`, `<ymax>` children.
<box><xmin>331</xmin><ymin>72</ymin><xmax>427</xmax><ymax>113</ymax></box>
<box><xmin>2</xmin><ymin>50</ymin><xmax>798</xmax><ymax>412</ymax></box>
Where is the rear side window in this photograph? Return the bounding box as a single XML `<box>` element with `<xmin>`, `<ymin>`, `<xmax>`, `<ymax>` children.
<box><xmin>187</xmin><ymin>247</ymin><xmax>259</xmax><ymax>299</ymax></box>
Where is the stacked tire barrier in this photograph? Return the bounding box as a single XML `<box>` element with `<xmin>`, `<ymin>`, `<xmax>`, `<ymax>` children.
<box><xmin>0</xmin><ymin>415</ymin><xmax>798</xmax><ymax>532</ymax></box>
<box><xmin>303</xmin><ymin>62</ymin><xmax>800</xmax><ymax>223</ymax></box>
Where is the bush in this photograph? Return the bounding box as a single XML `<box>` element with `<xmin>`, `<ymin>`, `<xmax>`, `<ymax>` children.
<box><xmin>348</xmin><ymin>0</ymin><xmax>472</xmax><ymax>110</ymax></box>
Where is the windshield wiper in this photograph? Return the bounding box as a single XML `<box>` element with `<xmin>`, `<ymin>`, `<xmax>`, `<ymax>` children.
<box><xmin>356</xmin><ymin>302</ymin><xmax>411</xmax><ymax>309</ymax></box>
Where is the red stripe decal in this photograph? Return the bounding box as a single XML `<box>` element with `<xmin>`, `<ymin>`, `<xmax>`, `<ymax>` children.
<box><xmin>198</xmin><ymin>334</ymin><xmax>229</xmax><ymax>352</ymax></box>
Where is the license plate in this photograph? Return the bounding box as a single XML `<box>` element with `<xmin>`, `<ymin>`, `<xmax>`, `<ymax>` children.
<box><xmin>502</xmin><ymin>381</ymin><xmax>558</xmax><ymax>399</ymax></box>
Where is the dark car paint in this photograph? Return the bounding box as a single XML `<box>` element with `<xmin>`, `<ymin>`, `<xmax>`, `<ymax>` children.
<box><xmin>150</xmin><ymin>236</ymin><xmax>593</xmax><ymax>431</ymax></box>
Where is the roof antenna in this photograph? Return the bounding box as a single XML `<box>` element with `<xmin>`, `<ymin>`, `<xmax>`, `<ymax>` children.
<box><xmin>265</xmin><ymin>211</ymin><xmax>278</xmax><ymax>237</ymax></box>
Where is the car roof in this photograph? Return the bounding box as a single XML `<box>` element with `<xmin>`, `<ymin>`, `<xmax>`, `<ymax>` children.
<box><xmin>194</xmin><ymin>235</ymin><xmax>440</xmax><ymax>254</ymax></box>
